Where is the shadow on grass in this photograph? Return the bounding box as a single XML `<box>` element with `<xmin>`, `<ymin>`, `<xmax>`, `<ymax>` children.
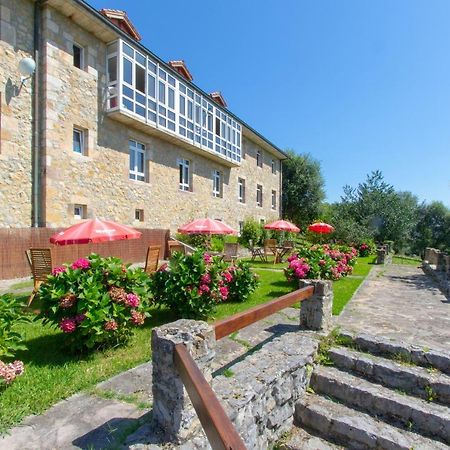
<box><xmin>16</xmin><ymin>307</ymin><xmax>177</xmax><ymax>368</ymax></box>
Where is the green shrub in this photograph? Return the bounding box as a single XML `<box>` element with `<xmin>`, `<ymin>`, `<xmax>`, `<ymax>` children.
<box><xmin>285</xmin><ymin>244</ymin><xmax>358</xmax><ymax>281</ymax></box>
<box><xmin>0</xmin><ymin>294</ymin><xmax>30</xmax><ymax>359</ymax></box>
<box><xmin>239</xmin><ymin>218</ymin><xmax>262</xmax><ymax>248</ymax></box>
<box><xmin>150</xmin><ymin>251</ymin><xmax>259</xmax><ymax>318</ymax></box>
<box><xmin>38</xmin><ymin>254</ymin><xmax>152</xmax><ymax>352</ymax></box>
<box><xmin>358</xmin><ymin>240</ymin><xmax>376</xmax><ymax>257</ymax></box>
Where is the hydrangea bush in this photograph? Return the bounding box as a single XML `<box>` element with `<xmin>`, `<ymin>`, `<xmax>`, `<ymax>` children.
<box><xmin>38</xmin><ymin>254</ymin><xmax>152</xmax><ymax>351</ymax></box>
<box><xmin>0</xmin><ymin>294</ymin><xmax>29</xmax><ymax>388</ymax></box>
<box><xmin>285</xmin><ymin>244</ymin><xmax>358</xmax><ymax>281</ymax></box>
<box><xmin>150</xmin><ymin>251</ymin><xmax>259</xmax><ymax>319</ymax></box>
<box><xmin>357</xmin><ymin>240</ymin><xmax>376</xmax><ymax>257</ymax></box>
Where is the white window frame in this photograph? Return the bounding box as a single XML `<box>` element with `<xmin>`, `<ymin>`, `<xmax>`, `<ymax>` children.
<box><xmin>271</xmin><ymin>159</ymin><xmax>276</xmax><ymax>174</ymax></box>
<box><xmin>129</xmin><ymin>139</ymin><xmax>146</xmax><ymax>182</ymax></box>
<box><xmin>74</xmin><ymin>204</ymin><xmax>86</xmax><ymax>220</ymax></box>
<box><xmin>256</xmin><ymin>150</ymin><xmax>263</xmax><ymax>168</ymax></box>
<box><xmin>257</xmin><ymin>184</ymin><xmax>263</xmax><ymax>207</ymax></box>
<box><xmin>212</xmin><ymin>170</ymin><xmax>222</xmax><ymax>198</ymax></box>
<box><xmin>238</xmin><ymin>178</ymin><xmax>246</xmax><ymax>203</ymax></box>
<box><xmin>73</xmin><ymin>127</ymin><xmax>84</xmax><ymax>154</ymax></box>
<box><xmin>271</xmin><ymin>190</ymin><xmax>277</xmax><ymax>210</ymax></box>
<box><xmin>135</xmin><ymin>208</ymin><xmax>144</xmax><ymax>221</ymax></box>
<box><xmin>73</xmin><ymin>43</ymin><xmax>84</xmax><ymax>69</ymax></box>
<box><xmin>178</xmin><ymin>158</ymin><xmax>191</xmax><ymax>191</ymax></box>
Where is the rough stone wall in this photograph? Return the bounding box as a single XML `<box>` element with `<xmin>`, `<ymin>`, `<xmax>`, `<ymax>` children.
<box><xmin>39</xmin><ymin>5</ymin><xmax>282</xmax><ymax>232</ymax></box>
<box><xmin>422</xmin><ymin>247</ymin><xmax>450</xmax><ymax>296</ymax></box>
<box><xmin>0</xmin><ymin>0</ymin><xmax>34</xmax><ymax>227</ymax></box>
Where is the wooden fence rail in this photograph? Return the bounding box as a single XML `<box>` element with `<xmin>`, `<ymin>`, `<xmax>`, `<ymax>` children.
<box><xmin>213</xmin><ymin>286</ymin><xmax>315</xmax><ymax>340</ymax></box>
<box><xmin>174</xmin><ymin>343</ymin><xmax>247</xmax><ymax>450</ymax></box>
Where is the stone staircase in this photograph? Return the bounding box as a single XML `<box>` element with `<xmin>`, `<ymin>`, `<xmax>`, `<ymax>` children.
<box><xmin>281</xmin><ymin>332</ymin><xmax>450</xmax><ymax>450</ymax></box>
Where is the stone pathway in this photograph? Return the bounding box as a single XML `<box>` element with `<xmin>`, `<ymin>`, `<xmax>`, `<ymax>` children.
<box><xmin>0</xmin><ymin>307</ymin><xmax>302</xmax><ymax>450</ymax></box>
<box><xmin>337</xmin><ymin>263</ymin><xmax>450</xmax><ymax>352</ymax></box>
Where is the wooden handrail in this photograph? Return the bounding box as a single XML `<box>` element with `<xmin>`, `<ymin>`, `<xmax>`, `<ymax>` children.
<box><xmin>213</xmin><ymin>286</ymin><xmax>314</xmax><ymax>340</ymax></box>
<box><xmin>174</xmin><ymin>343</ymin><xmax>247</xmax><ymax>450</ymax></box>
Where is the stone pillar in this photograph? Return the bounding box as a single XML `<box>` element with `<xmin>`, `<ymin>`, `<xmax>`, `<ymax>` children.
<box><xmin>437</xmin><ymin>252</ymin><xmax>445</xmax><ymax>272</ymax></box>
<box><xmin>376</xmin><ymin>248</ymin><xmax>386</xmax><ymax>265</ymax></box>
<box><xmin>298</xmin><ymin>280</ymin><xmax>333</xmax><ymax>332</ymax></box>
<box><xmin>152</xmin><ymin>319</ymin><xmax>216</xmax><ymax>443</ymax></box>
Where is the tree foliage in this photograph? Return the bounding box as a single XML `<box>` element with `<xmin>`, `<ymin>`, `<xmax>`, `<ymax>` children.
<box><xmin>334</xmin><ymin>171</ymin><xmax>419</xmax><ymax>250</ymax></box>
<box><xmin>282</xmin><ymin>151</ymin><xmax>325</xmax><ymax>228</ymax></box>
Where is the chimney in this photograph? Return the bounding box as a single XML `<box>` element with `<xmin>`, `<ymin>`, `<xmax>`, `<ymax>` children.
<box><xmin>100</xmin><ymin>9</ymin><xmax>142</xmax><ymax>41</ymax></box>
<box><xmin>168</xmin><ymin>60</ymin><xmax>193</xmax><ymax>81</ymax></box>
<box><xmin>210</xmin><ymin>91</ymin><xmax>227</xmax><ymax>108</ymax></box>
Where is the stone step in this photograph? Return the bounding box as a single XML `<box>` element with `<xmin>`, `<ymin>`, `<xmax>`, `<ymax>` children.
<box><xmin>278</xmin><ymin>425</ymin><xmax>344</xmax><ymax>449</ymax></box>
<box><xmin>339</xmin><ymin>330</ymin><xmax>450</xmax><ymax>375</ymax></box>
<box><xmin>295</xmin><ymin>393</ymin><xmax>449</xmax><ymax>450</ymax></box>
<box><xmin>329</xmin><ymin>346</ymin><xmax>450</xmax><ymax>406</ymax></box>
<box><xmin>311</xmin><ymin>365</ymin><xmax>450</xmax><ymax>444</ymax></box>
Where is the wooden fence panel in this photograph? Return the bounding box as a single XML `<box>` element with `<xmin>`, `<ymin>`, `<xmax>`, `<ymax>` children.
<box><xmin>0</xmin><ymin>228</ymin><xmax>170</xmax><ymax>280</ymax></box>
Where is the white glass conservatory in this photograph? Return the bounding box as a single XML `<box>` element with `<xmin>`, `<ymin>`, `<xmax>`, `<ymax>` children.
<box><xmin>106</xmin><ymin>39</ymin><xmax>242</xmax><ymax>166</ymax></box>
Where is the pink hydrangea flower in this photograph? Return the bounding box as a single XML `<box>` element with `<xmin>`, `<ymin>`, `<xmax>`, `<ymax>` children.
<box><xmin>71</xmin><ymin>258</ymin><xmax>90</xmax><ymax>270</ymax></box>
<box><xmin>104</xmin><ymin>320</ymin><xmax>118</xmax><ymax>331</ymax></box>
<box><xmin>130</xmin><ymin>310</ymin><xmax>145</xmax><ymax>326</ymax></box>
<box><xmin>52</xmin><ymin>266</ymin><xmax>66</xmax><ymax>276</ymax></box>
<box><xmin>203</xmin><ymin>253</ymin><xmax>212</xmax><ymax>264</ymax></box>
<box><xmin>125</xmin><ymin>293</ymin><xmax>140</xmax><ymax>308</ymax></box>
<box><xmin>59</xmin><ymin>317</ymin><xmax>77</xmax><ymax>333</ymax></box>
<box><xmin>219</xmin><ymin>286</ymin><xmax>229</xmax><ymax>300</ymax></box>
<box><xmin>200</xmin><ymin>273</ymin><xmax>211</xmax><ymax>284</ymax></box>
<box><xmin>287</xmin><ymin>253</ymin><xmax>299</xmax><ymax>263</ymax></box>
<box><xmin>0</xmin><ymin>360</ymin><xmax>24</xmax><ymax>384</ymax></box>
<box><xmin>74</xmin><ymin>313</ymin><xmax>86</xmax><ymax>324</ymax></box>
<box><xmin>199</xmin><ymin>284</ymin><xmax>210</xmax><ymax>294</ymax></box>
<box><xmin>222</xmin><ymin>271</ymin><xmax>233</xmax><ymax>283</ymax></box>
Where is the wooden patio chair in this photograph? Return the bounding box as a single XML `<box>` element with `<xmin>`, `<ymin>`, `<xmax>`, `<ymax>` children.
<box><xmin>249</xmin><ymin>240</ymin><xmax>266</xmax><ymax>262</ymax></box>
<box><xmin>263</xmin><ymin>239</ymin><xmax>278</xmax><ymax>262</ymax></box>
<box><xmin>26</xmin><ymin>248</ymin><xmax>52</xmax><ymax>306</ymax></box>
<box><xmin>168</xmin><ymin>240</ymin><xmax>186</xmax><ymax>258</ymax></box>
<box><xmin>144</xmin><ymin>245</ymin><xmax>161</xmax><ymax>274</ymax></box>
<box><xmin>223</xmin><ymin>242</ymin><xmax>239</xmax><ymax>263</ymax></box>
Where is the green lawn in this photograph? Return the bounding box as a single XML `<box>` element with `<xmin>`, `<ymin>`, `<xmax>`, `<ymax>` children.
<box><xmin>393</xmin><ymin>255</ymin><xmax>422</xmax><ymax>266</ymax></box>
<box><xmin>351</xmin><ymin>255</ymin><xmax>376</xmax><ymax>276</ymax></box>
<box><xmin>1</xmin><ymin>255</ymin><xmax>374</xmax><ymax>432</ymax></box>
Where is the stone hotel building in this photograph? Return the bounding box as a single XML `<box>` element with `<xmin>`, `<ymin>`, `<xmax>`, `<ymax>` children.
<box><xmin>0</xmin><ymin>0</ymin><xmax>287</xmax><ymax>233</ymax></box>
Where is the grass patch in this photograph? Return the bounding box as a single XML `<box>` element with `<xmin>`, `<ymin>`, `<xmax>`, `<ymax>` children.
<box><xmin>351</xmin><ymin>255</ymin><xmax>376</xmax><ymax>276</ymax></box>
<box><xmin>240</xmin><ymin>257</ymin><xmax>286</xmax><ymax>270</ymax></box>
<box><xmin>7</xmin><ymin>280</ymin><xmax>34</xmax><ymax>291</ymax></box>
<box><xmin>393</xmin><ymin>256</ymin><xmax>422</xmax><ymax>266</ymax></box>
<box><xmin>89</xmin><ymin>388</ymin><xmax>151</xmax><ymax>410</ymax></box>
<box><xmin>332</xmin><ymin>277</ymin><xmax>364</xmax><ymax>315</ymax></box>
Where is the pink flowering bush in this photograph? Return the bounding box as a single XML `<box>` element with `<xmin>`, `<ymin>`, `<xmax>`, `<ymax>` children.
<box><xmin>0</xmin><ymin>360</ymin><xmax>24</xmax><ymax>387</ymax></box>
<box><xmin>357</xmin><ymin>240</ymin><xmax>376</xmax><ymax>257</ymax></box>
<box><xmin>150</xmin><ymin>251</ymin><xmax>258</xmax><ymax>319</ymax></box>
<box><xmin>38</xmin><ymin>253</ymin><xmax>152</xmax><ymax>351</ymax></box>
<box><xmin>285</xmin><ymin>244</ymin><xmax>358</xmax><ymax>281</ymax></box>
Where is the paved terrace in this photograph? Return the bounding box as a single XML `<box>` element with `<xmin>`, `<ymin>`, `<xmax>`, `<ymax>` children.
<box><xmin>337</xmin><ymin>263</ymin><xmax>450</xmax><ymax>352</ymax></box>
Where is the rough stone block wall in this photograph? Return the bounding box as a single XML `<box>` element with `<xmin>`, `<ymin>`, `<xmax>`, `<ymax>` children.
<box><xmin>13</xmin><ymin>4</ymin><xmax>282</xmax><ymax>233</ymax></box>
<box><xmin>422</xmin><ymin>249</ymin><xmax>450</xmax><ymax>296</ymax></box>
<box><xmin>0</xmin><ymin>0</ymin><xmax>34</xmax><ymax>227</ymax></box>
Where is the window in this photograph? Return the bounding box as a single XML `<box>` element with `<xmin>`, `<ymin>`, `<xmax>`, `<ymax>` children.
<box><xmin>135</xmin><ymin>209</ymin><xmax>144</xmax><ymax>221</ymax></box>
<box><xmin>106</xmin><ymin>39</ymin><xmax>242</xmax><ymax>163</ymax></box>
<box><xmin>257</xmin><ymin>184</ymin><xmax>263</xmax><ymax>207</ymax></box>
<box><xmin>178</xmin><ymin>158</ymin><xmax>191</xmax><ymax>191</ymax></box>
<box><xmin>272</xmin><ymin>190</ymin><xmax>277</xmax><ymax>210</ymax></box>
<box><xmin>260</xmin><ymin>218</ymin><xmax>265</xmax><ymax>225</ymax></box>
<box><xmin>73</xmin><ymin>44</ymin><xmax>84</xmax><ymax>69</ymax></box>
<box><xmin>129</xmin><ymin>140</ymin><xmax>146</xmax><ymax>181</ymax></box>
<box><xmin>271</xmin><ymin>159</ymin><xmax>276</xmax><ymax>174</ymax></box>
<box><xmin>73</xmin><ymin>127</ymin><xmax>84</xmax><ymax>154</ymax></box>
<box><xmin>238</xmin><ymin>178</ymin><xmax>246</xmax><ymax>203</ymax></box>
<box><xmin>256</xmin><ymin>150</ymin><xmax>263</xmax><ymax>168</ymax></box>
<box><xmin>74</xmin><ymin>204</ymin><xmax>86</xmax><ymax>219</ymax></box>
<box><xmin>239</xmin><ymin>221</ymin><xmax>244</xmax><ymax>236</ymax></box>
<box><xmin>212</xmin><ymin>170</ymin><xmax>222</xmax><ymax>198</ymax></box>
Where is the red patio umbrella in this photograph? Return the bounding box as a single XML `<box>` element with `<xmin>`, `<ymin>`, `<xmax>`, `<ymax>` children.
<box><xmin>308</xmin><ymin>222</ymin><xmax>334</xmax><ymax>234</ymax></box>
<box><xmin>264</xmin><ymin>220</ymin><xmax>300</xmax><ymax>233</ymax></box>
<box><xmin>50</xmin><ymin>218</ymin><xmax>142</xmax><ymax>245</ymax></box>
<box><xmin>178</xmin><ymin>218</ymin><xmax>236</xmax><ymax>235</ymax></box>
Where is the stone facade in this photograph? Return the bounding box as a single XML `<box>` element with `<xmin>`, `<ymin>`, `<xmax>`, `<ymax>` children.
<box><xmin>0</xmin><ymin>0</ymin><xmax>285</xmax><ymax>231</ymax></box>
<box><xmin>0</xmin><ymin>0</ymin><xmax>35</xmax><ymax>227</ymax></box>
<box><xmin>422</xmin><ymin>247</ymin><xmax>450</xmax><ymax>296</ymax></box>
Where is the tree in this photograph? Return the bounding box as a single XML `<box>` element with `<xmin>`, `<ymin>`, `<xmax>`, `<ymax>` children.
<box><xmin>411</xmin><ymin>201</ymin><xmax>450</xmax><ymax>255</ymax></box>
<box><xmin>338</xmin><ymin>171</ymin><xmax>419</xmax><ymax>250</ymax></box>
<box><xmin>282</xmin><ymin>151</ymin><xmax>325</xmax><ymax>228</ymax></box>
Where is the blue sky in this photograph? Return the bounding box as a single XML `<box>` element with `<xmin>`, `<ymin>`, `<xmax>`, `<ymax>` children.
<box><xmin>89</xmin><ymin>0</ymin><xmax>450</xmax><ymax>207</ymax></box>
